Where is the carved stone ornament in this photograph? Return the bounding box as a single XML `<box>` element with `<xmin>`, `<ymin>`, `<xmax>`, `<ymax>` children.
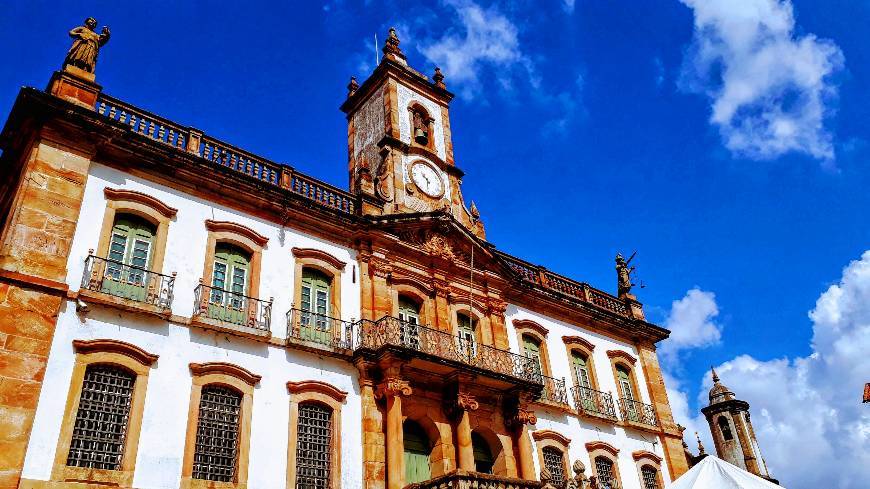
<box><xmin>375</xmin><ymin>148</ymin><xmax>394</xmax><ymax>202</ymax></box>
<box><xmin>423</xmin><ymin>233</ymin><xmax>456</xmax><ymax>261</ymax></box>
<box><xmin>376</xmin><ymin>377</ymin><xmax>412</xmax><ymax>399</ymax></box>
<box><xmin>486</xmin><ymin>298</ymin><xmax>508</xmax><ymax>316</ymax></box>
<box><xmin>433</xmin><ymin>279</ymin><xmax>452</xmax><ymax>298</ymax></box>
<box><xmin>64</xmin><ymin>17</ymin><xmax>110</xmax><ymax>74</ymax></box>
<box><xmin>457</xmin><ymin>392</ymin><xmax>479</xmax><ymax>411</ymax></box>
<box><xmin>369</xmin><ymin>257</ymin><xmax>393</xmax><ymax>279</ymax></box>
<box><xmin>565</xmin><ymin>460</ymin><xmax>590</xmax><ymax>489</ymax></box>
<box><xmin>540</xmin><ymin>466</ymin><xmax>556</xmax><ymax>489</ymax></box>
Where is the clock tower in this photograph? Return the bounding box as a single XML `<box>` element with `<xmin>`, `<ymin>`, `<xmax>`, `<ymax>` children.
<box><xmin>340</xmin><ymin>28</ymin><xmax>484</xmax><ymax>238</ymax></box>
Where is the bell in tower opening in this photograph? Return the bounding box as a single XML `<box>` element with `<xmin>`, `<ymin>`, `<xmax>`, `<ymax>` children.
<box><xmin>412</xmin><ymin>107</ymin><xmax>429</xmax><ymax>146</ymax></box>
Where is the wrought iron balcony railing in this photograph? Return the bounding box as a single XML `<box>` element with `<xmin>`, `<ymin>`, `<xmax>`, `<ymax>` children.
<box><xmin>193</xmin><ymin>283</ymin><xmax>271</xmax><ymax>334</ymax></box>
<box><xmin>539</xmin><ymin>374</ymin><xmax>569</xmax><ymax>405</ymax></box>
<box><xmin>285</xmin><ymin>308</ymin><xmax>354</xmax><ymax>350</ymax></box>
<box><xmin>81</xmin><ymin>254</ymin><xmax>175</xmax><ymax>309</ymax></box>
<box><xmin>618</xmin><ymin>397</ymin><xmax>658</xmax><ymax>428</ymax></box>
<box><xmin>356</xmin><ymin>316</ymin><xmax>543</xmax><ymax>385</ymax></box>
<box><xmin>572</xmin><ymin>386</ymin><xmax>619</xmax><ymax>421</ymax></box>
<box><xmin>403</xmin><ymin>470</ymin><xmax>543</xmax><ymax>489</ymax></box>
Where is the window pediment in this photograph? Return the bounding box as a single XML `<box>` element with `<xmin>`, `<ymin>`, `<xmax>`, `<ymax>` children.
<box><xmin>291</xmin><ymin>247</ymin><xmax>346</xmax><ymax>271</ymax></box>
<box><xmin>286</xmin><ymin>380</ymin><xmax>348</xmax><ymax>403</ymax></box>
<box><xmin>72</xmin><ymin>339</ymin><xmax>159</xmax><ymax>367</ymax></box>
<box><xmin>606</xmin><ymin>349</ymin><xmax>637</xmax><ymax>365</ymax></box>
<box><xmin>205</xmin><ymin>220</ymin><xmax>268</xmax><ymax>248</ymax></box>
<box><xmin>104</xmin><ymin>188</ymin><xmax>177</xmax><ymax>218</ymax></box>
<box><xmin>189</xmin><ymin>362</ymin><xmax>262</xmax><ymax>386</ymax></box>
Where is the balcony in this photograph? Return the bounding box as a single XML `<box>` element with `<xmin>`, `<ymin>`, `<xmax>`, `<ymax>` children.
<box><xmin>618</xmin><ymin>398</ymin><xmax>658</xmax><ymax>431</ymax></box>
<box><xmin>538</xmin><ymin>374</ymin><xmax>570</xmax><ymax>407</ymax></box>
<box><xmin>404</xmin><ymin>471</ymin><xmax>543</xmax><ymax>489</ymax></box>
<box><xmin>356</xmin><ymin>316</ymin><xmax>543</xmax><ymax>391</ymax></box>
<box><xmin>285</xmin><ymin>308</ymin><xmax>354</xmax><ymax>354</ymax></box>
<box><xmin>80</xmin><ymin>254</ymin><xmax>175</xmax><ymax>314</ymax></box>
<box><xmin>192</xmin><ymin>283</ymin><xmax>272</xmax><ymax>339</ymax></box>
<box><xmin>572</xmin><ymin>386</ymin><xmax>619</xmax><ymax>422</ymax></box>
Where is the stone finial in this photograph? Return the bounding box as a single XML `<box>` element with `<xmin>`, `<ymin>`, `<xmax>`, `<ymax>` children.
<box><xmin>470</xmin><ymin>201</ymin><xmax>480</xmax><ymax>221</ymax></box>
<box><xmin>696</xmin><ymin>432</ymin><xmax>706</xmax><ymax>455</ymax></box>
<box><xmin>540</xmin><ymin>466</ymin><xmax>555</xmax><ymax>489</ymax></box>
<box><xmin>382</xmin><ymin>27</ymin><xmax>406</xmax><ymax>60</ymax></box>
<box><xmin>64</xmin><ymin>17</ymin><xmax>110</xmax><ymax>75</ymax></box>
<box><xmin>433</xmin><ymin>66</ymin><xmax>446</xmax><ymax>88</ymax></box>
<box><xmin>711</xmin><ymin>366</ymin><xmax>720</xmax><ymax>383</ymax></box>
<box><xmin>347</xmin><ymin>76</ymin><xmax>359</xmax><ymax>97</ymax></box>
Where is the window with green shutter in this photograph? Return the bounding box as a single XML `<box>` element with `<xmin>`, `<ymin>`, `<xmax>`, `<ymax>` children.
<box><xmin>403</xmin><ymin>420</ymin><xmax>430</xmax><ymax>484</ymax></box>
<box><xmin>398</xmin><ymin>297</ymin><xmax>421</xmax><ymax>349</ymax></box>
<box><xmin>208</xmin><ymin>243</ymin><xmax>251</xmax><ymax>324</ymax></box>
<box><xmin>471</xmin><ymin>432</ymin><xmax>494</xmax><ymax>474</ymax></box>
<box><xmin>617</xmin><ymin>365</ymin><xmax>634</xmax><ymax>400</ymax></box>
<box><xmin>300</xmin><ymin>268</ymin><xmax>332</xmax><ymax>343</ymax></box>
<box><xmin>457</xmin><ymin>313</ymin><xmax>476</xmax><ymax>358</ymax></box>
<box><xmin>101</xmin><ymin>214</ymin><xmax>156</xmax><ymax>301</ymax></box>
<box><xmin>522</xmin><ymin>335</ymin><xmax>543</xmax><ymax>376</ymax></box>
<box><xmin>573</xmin><ymin>352</ymin><xmax>596</xmax><ymax>411</ymax></box>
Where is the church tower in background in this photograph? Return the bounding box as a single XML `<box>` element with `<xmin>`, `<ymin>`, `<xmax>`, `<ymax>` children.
<box><xmin>701</xmin><ymin>369</ymin><xmax>778</xmax><ymax>484</ymax></box>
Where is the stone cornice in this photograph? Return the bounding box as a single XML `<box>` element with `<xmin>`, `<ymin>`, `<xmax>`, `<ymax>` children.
<box><xmin>104</xmin><ymin>187</ymin><xmax>178</xmax><ymax>218</ymax></box>
<box><xmin>189</xmin><ymin>362</ymin><xmax>262</xmax><ymax>386</ymax></box>
<box><xmin>205</xmin><ymin>220</ymin><xmax>269</xmax><ymax>247</ymax></box>
<box><xmin>291</xmin><ymin>247</ymin><xmax>346</xmax><ymax>270</ymax></box>
<box><xmin>287</xmin><ymin>380</ymin><xmax>348</xmax><ymax>403</ymax></box>
<box><xmin>73</xmin><ymin>339</ymin><xmax>159</xmax><ymax>367</ymax></box>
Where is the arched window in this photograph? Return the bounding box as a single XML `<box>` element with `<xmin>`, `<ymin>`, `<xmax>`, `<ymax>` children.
<box><xmin>398</xmin><ymin>296</ymin><xmax>422</xmax><ymax>348</ymax></box>
<box><xmin>208</xmin><ymin>243</ymin><xmax>252</xmax><ymax>323</ymax></box>
<box><xmin>641</xmin><ymin>465</ymin><xmax>660</xmax><ymax>489</ymax></box>
<box><xmin>542</xmin><ymin>446</ymin><xmax>566</xmax><ymax>486</ymax></box>
<box><xmin>718</xmin><ymin>416</ymin><xmax>734</xmax><ymax>441</ymax></box>
<box><xmin>617</xmin><ymin>365</ymin><xmax>635</xmax><ymax>400</ymax></box>
<box><xmin>457</xmin><ymin>312</ymin><xmax>477</xmax><ymax>357</ymax></box>
<box><xmin>471</xmin><ymin>432</ymin><xmax>494</xmax><ymax>474</ymax></box>
<box><xmin>66</xmin><ymin>364</ymin><xmax>136</xmax><ymax>470</ymax></box>
<box><xmin>192</xmin><ymin>385</ymin><xmax>243</xmax><ymax>482</ymax></box>
<box><xmin>403</xmin><ymin>420</ymin><xmax>431</xmax><ymax>483</ymax></box>
<box><xmin>411</xmin><ymin>106</ymin><xmax>431</xmax><ymax>146</ymax></box>
<box><xmin>101</xmin><ymin>214</ymin><xmax>157</xmax><ymax>301</ymax></box>
<box><xmin>295</xmin><ymin>402</ymin><xmax>333</xmax><ymax>488</ymax></box>
<box><xmin>522</xmin><ymin>334</ymin><xmax>543</xmax><ymax>376</ymax></box>
<box><xmin>300</xmin><ymin>268</ymin><xmax>333</xmax><ymax>343</ymax></box>
<box><xmin>594</xmin><ymin>456</ymin><xmax>617</xmax><ymax>489</ymax></box>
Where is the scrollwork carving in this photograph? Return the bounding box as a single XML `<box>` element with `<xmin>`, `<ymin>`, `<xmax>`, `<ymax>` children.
<box><xmin>375</xmin><ymin>377</ymin><xmax>412</xmax><ymax>399</ymax></box>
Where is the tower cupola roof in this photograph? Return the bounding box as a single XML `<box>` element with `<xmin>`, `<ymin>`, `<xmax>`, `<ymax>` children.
<box><xmin>708</xmin><ymin>367</ymin><xmax>736</xmax><ymax>404</ymax></box>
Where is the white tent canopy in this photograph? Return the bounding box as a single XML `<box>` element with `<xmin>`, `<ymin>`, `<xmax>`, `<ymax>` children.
<box><xmin>669</xmin><ymin>456</ymin><xmax>782</xmax><ymax>489</ymax></box>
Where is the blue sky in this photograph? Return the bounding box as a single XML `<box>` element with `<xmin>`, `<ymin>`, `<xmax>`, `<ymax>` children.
<box><xmin>2</xmin><ymin>1</ymin><xmax>868</xmax><ymax>487</ymax></box>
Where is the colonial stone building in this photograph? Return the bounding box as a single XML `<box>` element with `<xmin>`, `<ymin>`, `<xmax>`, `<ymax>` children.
<box><xmin>0</xmin><ymin>22</ymin><xmax>688</xmax><ymax>489</ymax></box>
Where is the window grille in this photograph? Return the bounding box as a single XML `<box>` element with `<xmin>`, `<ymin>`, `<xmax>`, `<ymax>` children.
<box><xmin>296</xmin><ymin>403</ymin><xmax>333</xmax><ymax>489</ymax></box>
<box><xmin>542</xmin><ymin>447</ymin><xmax>566</xmax><ymax>487</ymax></box>
<box><xmin>66</xmin><ymin>364</ymin><xmax>136</xmax><ymax>470</ymax></box>
<box><xmin>595</xmin><ymin>457</ymin><xmax>618</xmax><ymax>489</ymax></box>
<box><xmin>641</xmin><ymin>465</ymin><xmax>660</xmax><ymax>489</ymax></box>
<box><xmin>192</xmin><ymin>385</ymin><xmax>242</xmax><ymax>482</ymax></box>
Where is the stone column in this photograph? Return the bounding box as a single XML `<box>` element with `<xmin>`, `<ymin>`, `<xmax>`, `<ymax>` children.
<box><xmin>452</xmin><ymin>392</ymin><xmax>479</xmax><ymax>472</ymax></box>
<box><xmin>432</xmin><ymin>279</ymin><xmax>450</xmax><ymax>331</ymax></box>
<box><xmin>357</xmin><ymin>361</ymin><xmax>385</xmax><ymax>489</ymax></box>
<box><xmin>377</xmin><ymin>375</ymin><xmax>411</xmax><ymax>489</ymax></box>
<box><xmin>505</xmin><ymin>397</ymin><xmax>537</xmax><ymax>480</ymax></box>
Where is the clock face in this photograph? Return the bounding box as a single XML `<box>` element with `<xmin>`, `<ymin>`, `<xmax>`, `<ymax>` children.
<box><xmin>410</xmin><ymin>161</ymin><xmax>444</xmax><ymax>198</ymax></box>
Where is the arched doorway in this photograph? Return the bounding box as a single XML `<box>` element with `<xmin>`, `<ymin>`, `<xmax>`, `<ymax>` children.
<box><xmin>471</xmin><ymin>432</ymin><xmax>494</xmax><ymax>474</ymax></box>
<box><xmin>403</xmin><ymin>420</ymin><xmax>431</xmax><ymax>483</ymax></box>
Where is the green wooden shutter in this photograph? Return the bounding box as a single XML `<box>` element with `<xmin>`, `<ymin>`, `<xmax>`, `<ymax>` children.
<box><xmin>209</xmin><ymin>244</ymin><xmax>251</xmax><ymax>324</ymax></box>
<box><xmin>617</xmin><ymin>366</ymin><xmax>634</xmax><ymax>400</ymax></box>
<box><xmin>101</xmin><ymin>215</ymin><xmax>155</xmax><ymax>301</ymax></box>
<box><xmin>398</xmin><ymin>297</ymin><xmax>421</xmax><ymax>348</ymax></box>
<box><xmin>573</xmin><ymin>352</ymin><xmax>596</xmax><ymax>411</ymax></box>
<box><xmin>523</xmin><ymin>335</ymin><xmax>543</xmax><ymax>375</ymax></box>
<box><xmin>403</xmin><ymin>421</ymin><xmax>430</xmax><ymax>484</ymax></box>
<box><xmin>457</xmin><ymin>313</ymin><xmax>476</xmax><ymax>359</ymax></box>
<box><xmin>300</xmin><ymin>268</ymin><xmax>332</xmax><ymax>343</ymax></box>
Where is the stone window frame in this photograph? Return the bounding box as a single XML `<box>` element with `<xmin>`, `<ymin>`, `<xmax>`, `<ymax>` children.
<box><xmin>606</xmin><ymin>350</ymin><xmax>642</xmax><ymax>402</ymax></box>
<box><xmin>286</xmin><ymin>380</ymin><xmax>348</xmax><ymax>489</ymax></box>
<box><xmin>514</xmin><ymin>320</ymin><xmax>553</xmax><ymax>378</ymax></box>
<box><xmin>407</xmin><ymin>102</ymin><xmax>436</xmax><ymax>151</ymax></box>
<box><xmin>180</xmin><ymin>362</ymin><xmax>261</xmax><ymax>489</ymax></box>
<box><xmin>390</xmin><ymin>278</ymin><xmax>434</xmax><ymax>326</ymax></box>
<box><xmin>632</xmin><ymin>450</ymin><xmax>664</xmax><ymax>489</ymax></box>
<box><xmin>562</xmin><ymin>336</ymin><xmax>602</xmax><ymax>392</ymax></box>
<box><xmin>532</xmin><ymin>430</ymin><xmax>571</xmax><ymax>483</ymax></box>
<box><xmin>585</xmin><ymin>441</ymin><xmax>623</xmax><ymax>488</ymax></box>
<box><xmin>96</xmin><ymin>188</ymin><xmax>177</xmax><ymax>274</ymax></box>
<box><xmin>200</xmin><ymin>220</ymin><xmax>268</xmax><ymax>300</ymax></box>
<box><xmin>51</xmin><ymin>339</ymin><xmax>158</xmax><ymax>487</ymax></box>
<box><xmin>291</xmin><ymin>247</ymin><xmax>346</xmax><ymax>321</ymax></box>
<box><xmin>448</xmin><ymin>299</ymin><xmax>492</xmax><ymax>347</ymax></box>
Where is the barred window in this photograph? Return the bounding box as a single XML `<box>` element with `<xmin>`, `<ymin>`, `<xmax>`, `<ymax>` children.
<box><xmin>66</xmin><ymin>364</ymin><xmax>136</xmax><ymax>470</ymax></box>
<box><xmin>192</xmin><ymin>385</ymin><xmax>242</xmax><ymax>482</ymax></box>
<box><xmin>295</xmin><ymin>402</ymin><xmax>333</xmax><ymax>489</ymax></box>
<box><xmin>641</xmin><ymin>465</ymin><xmax>659</xmax><ymax>489</ymax></box>
<box><xmin>542</xmin><ymin>446</ymin><xmax>566</xmax><ymax>487</ymax></box>
<box><xmin>595</xmin><ymin>457</ymin><xmax>617</xmax><ymax>489</ymax></box>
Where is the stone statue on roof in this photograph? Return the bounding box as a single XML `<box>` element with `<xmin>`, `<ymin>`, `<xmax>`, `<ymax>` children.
<box><xmin>64</xmin><ymin>17</ymin><xmax>110</xmax><ymax>74</ymax></box>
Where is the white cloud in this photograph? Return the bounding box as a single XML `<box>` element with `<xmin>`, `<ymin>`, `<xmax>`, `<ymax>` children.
<box><xmin>668</xmin><ymin>252</ymin><xmax>870</xmax><ymax>488</ymax></box>
<box><xmin>562</xmin><ymin>0</ymin><xmax>576</xmax><ymax>14</ymax></box>
<box><xmin>679</xmin><ymin>0</ymin><xmax>844</xmax><ymax>161</ymax></box>
<box><xmin>659</xmin><ymin>288</ymin><xmax>721</xmax><ymax>367</ymax></box>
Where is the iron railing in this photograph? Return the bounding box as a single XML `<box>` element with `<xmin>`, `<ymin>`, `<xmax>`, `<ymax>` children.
<box><xmin>81</xmin><ymin>254</ymin><xmax>174</xmax><ymax>309</ymax></box>
<box><xmin>572</xmin><ymin>386</ymin><xmax>619</xmax><ymax>421</ymax></box>
<box><xmin>618</xmin><ymin>398</ymin><xmax>658</xmax><ymax>428</ymax></box>
<box><xmin>193</xmin><ymin>283</ymin><xmax>271</xmax><ymax>333</ymax></box>
<box><xmin>356</xmin><ymin>316</ymin><xmax>543</xmax><ymax>385</ymax></box>
<box><xmin>403</xmin><ymin>471</ymin><xmax>543</xmax><ymax>489</ymax></box>
<box><xmin>539</xmin><ymin>375</ymin><xmax>569</xmax><ymax>405</ymax></box>
<box><xmin>286</xmin><ymin>308</ymin><xmax>354</xmax><ymax>350</ymax></box>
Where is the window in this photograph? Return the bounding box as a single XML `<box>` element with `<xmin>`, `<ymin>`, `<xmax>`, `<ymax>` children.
<box><xmin>101</xmin><ymin>214</ymin><xmax>156</xmax><ymax>301</ymax></box>
<box><xmin>617</xmin><ymin>365</ymin><xmax>634</xmax><ymax>400</ymax></box>
<box><xmin>472</xmin><ymin>432</ymin><xmax>494</xmax><ymax>474</ymax></box>
<box><xmin>641</xmin><ymin>465</ymin><xmax>660</xmax><ymax>489</ymax></box>
<box><xmin>718</xmin><ymin>416</ymin><xmax>734</xmax><ymax>441</ymax></box>
<box><xmin>208</xmin><ymin>243</ymin><xmax>251</xmax><ymax>323</ymax></box>
<box><xmin>523</xmin><ymin>334</ymin><xmax>543</xmax><ymax>376</ymax></box>
<box><xmin>542</xmin><ymin>447</ymin><xmax>566</xmax><ymax>487</ymax></box>
<box><xmin>398</xmin><ymin>296</ymin><xmax>421</xmax><ymax>349</ymax></box>
<box><xmin>411</xmin><ymin>107</ymin><xmax>431</xmax><ymax>146</ymax></box>
<box><xmin>595</xmin><ymin>456</ymin><xmax>617</xmax><ymax>489</ymax></box>
<box><xmin>403</xmin><ymin>420</ymin><xmax>431</xmax><ymax>484</ymax></box>
<box><xmin>66</xmin><ymin>364</ymin><xmax>136</xmax><ymax>470</ymax></box>
<box><xmin>457</xmin><ymin>313</ymin><xmax>477</xmax><ymax>358</ymax></box>
<box><xmin>192</xmin><ymin>385</ymin><xmax>243</xmax><ymax>482</ymax></box>
<box><xmin>300</xmin><ymin>268</ymin><xmax>333</xmax><ymax>343</ymax></box>
<box><xmin>295</xmin><ymin>403</ymin><xmax>333</xmax><ymax>489</ymax></box>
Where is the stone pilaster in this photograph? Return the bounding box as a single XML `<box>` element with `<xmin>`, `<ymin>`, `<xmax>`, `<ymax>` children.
<box><xmin>504</xmin><ymin>396</ymin><xmax>537</xmax><ymax>480</ymax></box>
<box><xmin>357</xmin><ymin>360</ymin><xmax>386</xmax><ymax>489</ymax></box>
<box><xmin>376</xmin><ymin>360</ymin><xmax>412</xmax><ymax>489</ymax></box>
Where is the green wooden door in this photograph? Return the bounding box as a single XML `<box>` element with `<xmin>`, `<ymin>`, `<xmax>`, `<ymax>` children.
<box><xmin>617</xmin><ymin>365</ymin><xmax>637</xmax><ymax>420</ymax></box>
<box><xmin>101</xmin><ymin>215</ymin><xmax>155</xmax><ymax>302</ymax></box>
<box><xmin>572</xmin><ymin>352</ymin><xmax>595</xmax><ymax>411</ymax></box>
<box><xmin>300</xmin><ymin>268</ymin><xmax>331</xmax><ymax>343</ymax></box>
<box><xmin>472</xmin><ymin>432</ymin><xmax>494</xmax><ymax>474</ymax></box>
<box><xmin>398</xmin><ymin>297</ymin><xmax>420</xmax><ymax>349</ymax></box>
<box><xmin>457</xmin><ymin>313</ymin><xmax>476</xmax><ymax>360</ymax></box>
<box><xmin>523</xmin><ymin>335</ymin><xmax>546</xmax><ymax>395</ymax></box>
<box><xmin>403</xmin><ymin>421</ymin><xmax>430</xmax><ymax>484</ymax></box>
<box><xmin>209</xmin><ymin>244</ymin><xmax>250</xmax><ymax>324</ymax></box>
